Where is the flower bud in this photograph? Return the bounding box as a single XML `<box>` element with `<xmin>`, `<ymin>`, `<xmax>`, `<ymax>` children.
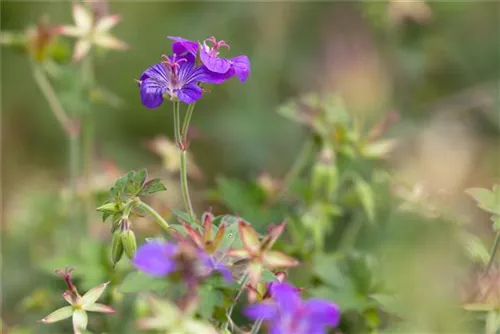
<box><xmin>111</xmin><ymin>230</ymin><xmax>124</xmax><ymax>266</ymax></box>
<box><xmin>121</xmin><ymin>229</ymin><xmax>137</xmax><ymax>259</ymax></box>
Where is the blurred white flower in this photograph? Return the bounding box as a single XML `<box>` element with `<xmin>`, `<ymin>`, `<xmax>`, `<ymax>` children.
<box><xmin>57</xmin><ymin>2</ymin><xmax>128</xmax><ymax>62</ymax></box>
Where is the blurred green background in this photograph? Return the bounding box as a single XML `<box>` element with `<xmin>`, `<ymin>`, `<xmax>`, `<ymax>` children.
<box><xmin>1</xmin><ymin>1</ymin><xmax>500</xmax><ymax>333</ymax></box>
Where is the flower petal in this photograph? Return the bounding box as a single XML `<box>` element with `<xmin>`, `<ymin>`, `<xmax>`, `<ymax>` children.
<box><xmin>72</xmin><ymin>309</ymin><xmax>88</xmax><ymax>334</ymax></box>
<box><xmin>200</xmin><ymin>45</ymin><xmax>231</xmax><ymax>73</ymax></box>
<box><xmin>138</xmin><ymin>63</ymin><xmax>170</xmax><ymax>108</ymax></box>
<box><xmin>72</xmin><ymin>4</ymin><xmax>92</xmax><ymax>32</ymax></box>
<box><xmin>239</xmin><ymin>221</ymin><xmax>260</xmax><ymax>253</ymax></box>
<box><xmin>94</xmin><ymin>33</ymin><xmax>128</xmax><ymax>50</ymax></box>
<box><xmin>39</xmin><ymin>306</ymin><xmax>73</xmax><ymax>324</ymax></box>
<box><xmin>304</xmin><ymin>299</ymin><xmax>341</xmax><ymax>327</ymax></box>
<box><xmin>226</xmin><ymin>248</ymin><xmax>250</xmax><ymax>258</ymax></box>
<box><xmin>269</xmin><ymin>282</ymin><xmax>302</xmax><ymax>311</ymax></box>
<box><xmin>188</xmin><ymin>66</ymin><xmax>229</xmax><ymax>85</ymax></box>
<box><xmin>81</xmin><ymin>281</ymin><xmax>110</xmax><ymax>307</ymax></box>
<box><xmin>182</xmin><ymin>222</ymin><xmax>204</xmax><ymax>248</ymax></box>
<box><xmin>176</xmin><ymin>83</ymin><xmax>202</xmax><ymax>104</ymax></box>
<box><xmin>56</xmin><ymin>25</ymin><xmax>85</xmax><ymax>37</ymax></box>
<box><xmin>262</xmin><ymin>251</ymin><xmax>299</xmax><ymax>269</ymax></box>
<box><xmin>230</xmin><ymin>55</ymin><xmax>251</xmax><ymax>82</ymax></box>
<box><xmin>95</xmin><ymin>14</ymin><xmax>121</xmax><ymax>32</ymax></box>
<box><xmin>132</xmin><ymin>241</ymin><xmax>178</xmax><ymax>276</ymax></box>
<box><xmin>73</xmin><ymin>39</ymin><xmax>92</xmax><ymax>62</ymax></box>
<box><xmin>168</xmin><ymin>36</ymin><xmax>199</xmax><ymax>56</ymax></box>
<box><xmin>84</xmin><ymin>303</ymin><xmax>116</xmax><ymax>314</ymax></box>
<box><xmin>244</xmin><ymin>302</ymin><xmax>278</xmax><ymax>321</ymax></box>
<box><xmin>260</xmin><ymin>221</ymin><xmax>286</xmax><ymax>251</ymax></box>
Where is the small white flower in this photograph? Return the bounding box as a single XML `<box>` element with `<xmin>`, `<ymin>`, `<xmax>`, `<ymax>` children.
<box><xmin>57</xmin><ymin>3</ymin><xmax>128</xmax><ymax>62</ymax></box>
<box><xmin>40</xmin><ymin>277</ymin><xmax>115</xmax><ymax>334</ymax></box>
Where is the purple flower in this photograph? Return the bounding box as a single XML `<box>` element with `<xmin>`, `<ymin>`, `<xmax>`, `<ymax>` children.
<box><xmin>132</xmin><ymin>241</ymin><xmax>178</xmax><ymax>276</ymax></box>
<box><xmin>137</xmin><ymin>53</ymin><xmax>224</xmax><ymax>107</ymax></box>
<box><xmin>168</xmin><ymin>36</ymin><xmax>199</xmax><ymax>56</ymax></box>
<box><xmin>200</xmin><ymin>36</ymin><xmax>251</xmax><ymax>83</ymax></box>
<box><xmin>244</xmin><ymin>282</ymin><xmax>340</xmax><ymax>334</ymax></box>
<box><xmin>132</xmin><ymin>240</ymin><xmax>232</xmax><ymax>283</ymax></box>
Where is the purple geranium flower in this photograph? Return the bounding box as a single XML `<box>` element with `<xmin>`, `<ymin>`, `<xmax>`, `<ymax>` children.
<box><xmin>132</xmin><ymin>241</ymin><xmax>178</xmax><ymax>276</ymax></box>
<box><xmin>138</xmin><ymin>53</ymin><xmax>224</xmax><ymax>107</ymax></box>
<box><xmin>200</xmin><ymin>36</ymin><xmax>251</xmax><ymax>83</ymax></box>
<box><xmin>132</xmin><ymin>240</ymin><xmax>232</xmax><ymax>283</ymax></box>
<box><xmin>168</xmin><ymin>36</ymin><xmax>199</xmax><ymax>56</ymax></box>
<box><xmin>245</xmin><ymin>282</ymin><xmax>340</xmax><ymax>334</ymax></box>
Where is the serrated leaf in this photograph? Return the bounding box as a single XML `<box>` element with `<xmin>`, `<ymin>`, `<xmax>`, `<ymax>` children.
<box><xmin>466</xmin><ymin>187</ymin><xmax>500</xmax><ymax>215</ymax></box>
<box><xmin>140</xmin><ymin>178</ymin><xmax>167</xmax><ymax>196</ymax></box>
<box><xmin>198</xmin><ymin>286</ymin><xmax>222</xmax><ymax>319</ymax></box>
<box><xmin>133</xmin><ymin>168</ymin><xmax>148</xmax><ymax>190</ymax></box>
<box><xmin>119</xmin><ymin>271</ymin><xmax>170</xmax><ymax>293</ymax></box>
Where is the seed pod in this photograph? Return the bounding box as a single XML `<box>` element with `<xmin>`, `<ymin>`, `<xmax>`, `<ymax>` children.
<box><xmin>121</xmin><ymin>229</ymin><xmax>137</xmax><ymax>259</ymax></box>
<box><xmin>111</xmin><ymin>230</ymin><xmax>124</xmax><ymax>266</ymax></box>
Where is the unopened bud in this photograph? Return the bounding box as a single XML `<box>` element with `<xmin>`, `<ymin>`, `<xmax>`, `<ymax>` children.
<box><xmin>111</xmin><ymin>230</ymin><xmax>124</xmax><ymax>266</ymax></box>
<box><xmin>121</xmin><ymin>229</ymin><xmax>137</xmax><ymax>259</ymax></box>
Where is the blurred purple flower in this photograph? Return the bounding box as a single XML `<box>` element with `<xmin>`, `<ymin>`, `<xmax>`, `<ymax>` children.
<box><xmin>245</xmin><ymin>282</ymin><xmax>340</xmax><ymax>334</ymax></box>
<box><xmin>200</xmin><ymin>36</ymin><xmax>250</xmax><ymax>82</ymax></box>
<box><xmin>132</xmin><ymin>241</ymin><xmax>178</xmax><ymax>276</ymax></box>
<box><xmin>137</xmin><ymin>53</ymin><xmax>224</xmax><ymax>107</ymax></box>
<box><xmin>132</xmin><ymin>239</ymin><xmax>232</xmax><ymax>282</ymax></box>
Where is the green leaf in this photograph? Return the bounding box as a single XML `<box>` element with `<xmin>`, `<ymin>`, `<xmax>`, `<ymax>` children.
<box><xmin>218</xmin><ymin>215</ymin><xmax>243</xmax><ymax>253</ymax></box>
<box><xmin>120</xmin><ymin>271</ymin><xmax>170</xmax><ymax>293</ymax></box>
<box><xmin>140</xmin><ymin>178</ymin><xmax>167</xmax><ymax>196</ymax></box>
<box><xmin>133</xmin><ymin>168</ymin><xmax>148</xmax><ymax>191</ymax></box>
<box><xmin>466</xmin><ymin>187</ymin><xmax>500</xmax><ymax>215</ymax></box>
<box><xmin>261</xmin><ymin>270</ymin><xmax>278</xmax><ymax>282</ymax></box>
<box><xmin>173</xmin><ymin>209</ymin><xmax>197</xmax><ymax>226</ymax></box>
<box><xmin>198</xmin><ymin>286</ymin><xmax>222</xmax><ymax>319</ymax></box>
<box><xmin>354</xmin><ymin>176</ymin><xmax>376</xmax><ymax>223</ymax></box>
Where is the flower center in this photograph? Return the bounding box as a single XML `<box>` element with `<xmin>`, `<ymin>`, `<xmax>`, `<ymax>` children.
<box><xmin>204</xmin><ymin>36</ymin><xmax>230</xmax><ymax>57</ymax></box>
<box><xmin>161</xmin><ymin>53</ymin><xmax>187</xmax><ymax>85</ymax></box>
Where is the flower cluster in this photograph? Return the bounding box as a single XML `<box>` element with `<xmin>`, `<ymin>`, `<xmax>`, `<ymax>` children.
<box><xmin>245</xmin><ymin>282</ymin><xmax>340</xmax><ymax>334</ymax></box>
<box><xmin>132</xmin><ymin>238</ymin><xmax>232</xmax><ymax>286</ymax></box>
<box><xmin>137</xmin><ymin>36</ymin><xmax>250</xmax><ymax>107</ymax></box>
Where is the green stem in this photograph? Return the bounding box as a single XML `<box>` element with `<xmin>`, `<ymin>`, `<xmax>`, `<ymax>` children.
<box><xmin>485</xmin><ymin>232</ymin><xmax>500</xmax><ymax>275</ymax></box>
<box><xmin>249</xmin><ymin>318</ymin><xmax>264</xmax><ymax>334</ymax></box>
<box><xmin>173</xmin><ymin>101</ymin><xmax>181</xmax><ymax>145</ymax></box>
<box><xmin>278</xmin><ymin>137</ymin><xmax>315</xmax><ymax>198</ymax></box>
<box><xmin>81</xmin><ymin>55</ymin><xmax>95</xmax><ymax>228</ymax></box>
<box><xmin>31</xmin><ymin>62</ymin><xmax>75</xmax><ymax>135</ymax></box>
<box><xmin>135</xmin><ymin>199</ymin><xmax>171</xmax><ymax>233</ymax></box>
<box><xmin>31</xmin><ymin>62</ymin><xmax>80</xmax><ymax>228</ymax></box>
<box><xmin>173</xmin><ymin>101</ymin><xmax>197</xmax><ymax>225</ymax></box>
<box><xmin>224</xmin><ymin>271</ymin><xmax>249</xmax><ymax>331</ymax></box>
<box><xmin>181</xmin><ymin>102</ymin><xmax>195</xmax><ymax>141</ymax></box>
<box><xmin>180</xmin><ymin>150</ymin><xmax>197</xmax><ymax>224</ymax></box>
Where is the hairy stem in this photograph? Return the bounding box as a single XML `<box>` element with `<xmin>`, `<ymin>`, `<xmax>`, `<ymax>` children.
<box><xmin>173</xmin><ymin>101</ymin><xmax>181</xmax><ymax>145</ymax></box>
<box><xmin>135</xmin><ymin>199</ymin><xmax>171</xmax><ymax>233</ymax></box>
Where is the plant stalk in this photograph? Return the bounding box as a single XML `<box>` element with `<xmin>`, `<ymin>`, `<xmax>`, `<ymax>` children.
<box><xmin>135</xmin><ymin>199</ymin><xmax>171</xmax><ymax>233</ymax></box>
<box><xmin>485</xmin><ymin>232</ymin><xmax>500</xmax><ymax>275</ymax></box>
